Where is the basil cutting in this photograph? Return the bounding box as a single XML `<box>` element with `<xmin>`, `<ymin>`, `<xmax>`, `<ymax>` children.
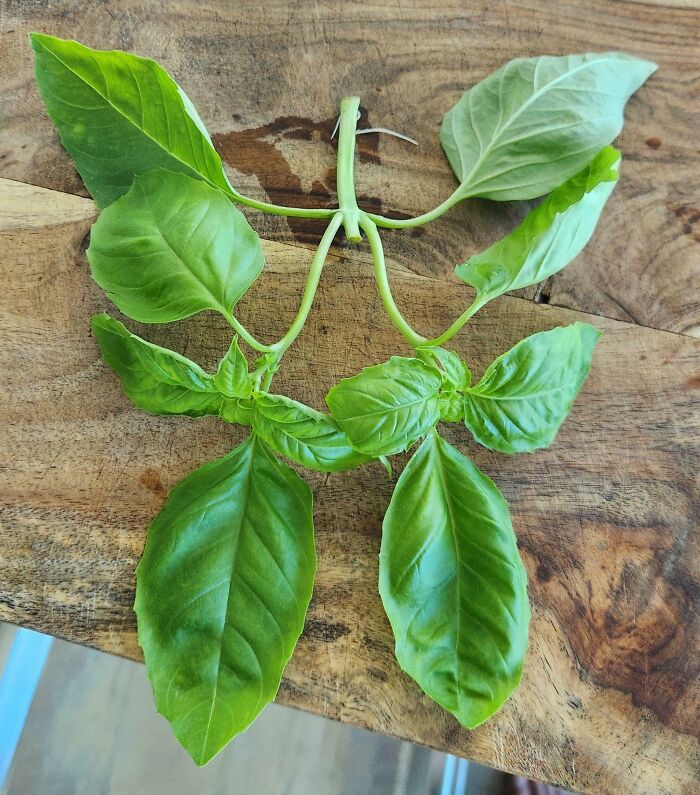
<box><xmin>32</xmin><ymin>34</ymin><xmax>654</xmax><ymax>762</ymax></box>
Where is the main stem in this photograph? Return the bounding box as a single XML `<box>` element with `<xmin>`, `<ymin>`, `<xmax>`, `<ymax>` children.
<box><xmin>336</xmin><ymin>96</ymin><xmax>362</xmax><ymax>242</ymax></box>
<box><xmin>231</xmin><ymin>94</ymin><xmax>475</xmax><ymax>365</ymax></box>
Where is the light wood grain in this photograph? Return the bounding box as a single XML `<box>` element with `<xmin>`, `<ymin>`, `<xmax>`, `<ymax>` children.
<box><xmin>0</xmin><ymin>178</ymin><xmax>698</xmax><ymax>795</ymax></box>
<box><xmin>0</xmin><ymin>0</ymin><xmax>698</xmax><ymax>335</ymax></box>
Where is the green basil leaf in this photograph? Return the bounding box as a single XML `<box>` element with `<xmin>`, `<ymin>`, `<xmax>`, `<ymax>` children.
<box><xmin>135</xmin><ymin>435</ymin><xmax>316</xmax><ymax>766</ymax></box>
<box><xmin>441</xmin><ymin>53</ymin><xmax>656</xmax><ymax>201</ymax></box>
<box><xmin>92</xmin><ymin>314</ymin><xmax>253</xmax><ymax>424</ymax></box>
<box><xmin>464</xmin><ymin>322</ymin><xmax>600</xmax><ymax>453</ymax></box>
<box><xmin>379</xmin><ymin>432</ymin><xmax>529</xmax><ymax>729</ymax></box>
<box><xmin>87</xmin><ymin>169</ymin><xmax>264</xmax><ymax>324</ymax></box>
<box><xmin>416</xmin><ymin>346</ymin><xmax>471</xmax><ymax>390</ymax></box>
<box><xmin>456</xmin><ymin>147</ymin><xmax>620</xmax><ymax>309</ymax></box>
<box><xmin>252</xmin><ymin>393</ymin><xmax>370</xmax><ymax>473</ymax></box>
<box><xmin>92</xmin><ymin>313</ymin><xmax>223</xmax><ymax>417</ymax></box>
<box><xmin>325</xmin><ymin>357</ymin><xmax>441</xmax><ymax>457</ymax></box>
<box><xmin>219</xmin><ymin>397</ymin><xmax>254</xmax><ymax>426</ymax></box>
<box><xmin>214</xmin><ymin>337</ymin><xmax>252</xmax><ymax>398</ymax></box>
<box><xmin>438</xmin><ymin>391</ymin><xmax>464</xmax><ymax>423</ymax></box>
<box><xmin>31</xmin><ymin>33</ymin><xmax>232</xmax><ymax>208</ymax></box>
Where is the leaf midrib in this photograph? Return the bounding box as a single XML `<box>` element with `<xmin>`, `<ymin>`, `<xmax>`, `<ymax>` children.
<box><xmin>430</xmin><ymin>436</ymin><xmax>464</xmax><ymax>718</ymax></box>
<box><xmin>339</xmin><ymin>392</ymin><xmax>435</xmax><ymax>421</ymax></box>
<box><xmin>467</xmin><ymin>384</ymin><xmax>569</xmax><ymax>401</ymax></box>
<box><xmin>199</xmin><ymin>438</ymin><xmax>255</xmax><ymax>762</ymax></box>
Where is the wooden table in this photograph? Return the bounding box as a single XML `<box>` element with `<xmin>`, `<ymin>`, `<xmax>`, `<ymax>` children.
<box><xmin>1</xmin><ymin>3</ymin><xmax>698</xmax><ymax>793</ymax></box>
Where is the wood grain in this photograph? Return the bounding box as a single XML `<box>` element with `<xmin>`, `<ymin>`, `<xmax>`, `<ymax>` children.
<box><xmin>0</xmin><ymin>178</ymin><xmax>698</xmax><ymax>794</ymax></box>
<box><xmin>0</xmin><ymin>0</ymin><xmax>698</xmax><ymax>335</ymax></box>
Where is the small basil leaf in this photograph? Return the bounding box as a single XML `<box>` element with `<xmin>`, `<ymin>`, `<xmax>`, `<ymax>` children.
<box><xmin>325</xmin><ymin>357</ymin><xmax>441</xmax><ymax>457</ymax></box>
<box><xmin>464</xmin><ymin>323</ymin><xmax>600</xmax><ymax>453</ymax></box>
<box><xmin>135</xmin><ymin>435</ymin><xmax>316</xmax><ymax>766</ymax></box>
<box><xmin>456</xmin><ymin>147</ymin><xmax>620</xmax><ymax>309</ymax></box>
<box><xmin>378</xmin><ymin>455</ymin><xmax>393</xmax><ymax>477</ymax></box>
<box><xmin>219</xmin><ymin>397</ymin><xmax>254</xmax><ymax>426</ymax></box>
<box><xmin>252</xmin><ymin>393</ymin><xmax>371</xmax><ymax>473</ymax></box>
<box><xmin>31</xmin><ymin>34</ymin><xmax>233</xmax><ymax>208</ymax></box>
<box><xmin>380</xmin><ymin>432</ymin><xmax>529</xmax><ymax>729</ymax></box>
<box><xmin>87</xmin><ymin>170</ymin><xmax>264</xmax><ymax>324</ymax></box>
<box><xmin>438</xmin><ymin>391</ymin><xmax>464</xmax><ymax>423</ymax></box>
<box><xmin>214</xmin><ymin>337</ymin><xmax>252</xmax><ymax>398</ymax></box>
<box><xmin>92</xmin><ymin>313</ymin><xmax>222</xmax><ymax>417</ymax></box>
<box><xmin>441</xmin><ymin>53</ymin><xmax>656</xmax><ymax>201</ymax></box>
<box><xmin>417</xmin><ymin>346</ymin><xmax>471</xmax><ymax>390</ymax></box>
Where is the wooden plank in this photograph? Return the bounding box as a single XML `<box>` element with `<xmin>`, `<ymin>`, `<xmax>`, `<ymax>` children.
<box><xmin>0</xmin><ymin>178</ymin><xmax>698</xmax><ymax>794</ymax></box>
<box><xmin>0</xmin><ymin>1</ymin><xmax>698</xmax><ymax>335</ymax></box>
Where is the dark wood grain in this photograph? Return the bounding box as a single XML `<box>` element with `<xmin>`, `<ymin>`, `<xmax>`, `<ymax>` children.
<box><xmin>0</xmin><ymin>0</ymin><xmax>698</xmax><ymax>335</ymax></box>
<box><xmin>0</xmin><ymin>178</ymin><xmax>698</xmax><ymax>794</ymax></box>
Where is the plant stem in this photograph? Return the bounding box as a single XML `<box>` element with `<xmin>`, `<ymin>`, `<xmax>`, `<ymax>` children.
<box><xmin>270</xmin><ymin>212</ymin><xmax>344</xmax><ymax>356</ymax></box>
<box><xmin>423</xmin><ymin>299</ymin><xmax>482</xmax><ymax>347</ymax></box>
<box><xmin>366</xmin><ymin>187</ymin><xmax>464</xmax><ymax>230</ymax></box>
<box><xmin>227</xmin><ymin>189</ymin><xmax>337</xmax><ymax>219</ymax></box>
<box><xmin>359</xmin><ymin>213</ymin><xmax>427</xmax><ymax>348</ymax></box>
<box><xmin>222</xmin><ymin>311</ymin><xmax>273</xmax><ymax>353</ymax></box>
<box><xmin>336</xmin><ymin>96</ymin><xmax>362</xmax><ymax>242</ymax></box>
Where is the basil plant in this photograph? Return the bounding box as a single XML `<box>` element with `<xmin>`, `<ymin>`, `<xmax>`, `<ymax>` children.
<box><xmin>31</xmin><ymin>33</ymin><xmax>655</xmax><ymax>764</ymax></box>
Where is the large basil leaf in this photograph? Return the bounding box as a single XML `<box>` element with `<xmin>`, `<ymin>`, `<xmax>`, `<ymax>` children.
<box><xmin>31</xmin><ymin>33</ymin><xmax>232</xmax><ymax>208</ymax></box>
<box><xmin>325</xmin><ymin>357</ymin><xmax>441</xmax><ymax>457</ymax></box>
<box><xmin>92</xmin><ymin>313</ymin><xmax>252</xmax><ymax>423</ymax></box>
<box><xmin>87</xmin><ymin>170</ymin><xmax>264</xmax><ymax>324</ymax></box>
<box><xmin>379</xmin><ymin>432</ymin><xmax>529</xmax><ymax>728</ymax></box>
<box><xmin>252</xmin><ymin>393</ymin><xmax>370</xmax><ymax>472</ymax></box>
<box><xmin>456</xmin><ymin>147</ymin><xmax>620</xmax><ymax>310</ymax></box>
<box><xmin>135</xmin><ymin>435</ymin><xmax>316</xmax><ymax>765</ymax></box>
<box><xmin>441</xmin><ymin>53</ymin><xmax>656</xmax><ymax>201</ymax></box>
<box><xmin>463</xmin><ymin>323</ymin><xmax>600</xmax><ymax>453</ymax></box>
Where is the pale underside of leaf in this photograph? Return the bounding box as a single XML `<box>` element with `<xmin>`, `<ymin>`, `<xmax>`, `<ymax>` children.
<box><xmin>441</xmin><ymin>52</ymin><xmax>656</xmax><ymax>200</ymax></box>
<box><xmin>455</xmin><ymin>146</ymin><xmax>620</xmax><ymax>309</ymax></box>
